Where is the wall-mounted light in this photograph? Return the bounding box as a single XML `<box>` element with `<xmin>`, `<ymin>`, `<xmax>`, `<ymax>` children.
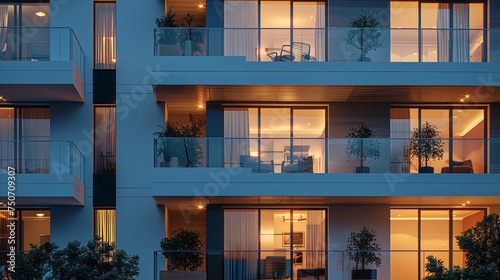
<box><xmin>35</xmin><ymin>11</ymin><xmax>46</xmax><ymax>17</ymax></box>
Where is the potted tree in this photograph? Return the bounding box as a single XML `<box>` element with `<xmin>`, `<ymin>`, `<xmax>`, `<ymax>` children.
<box><xmin>154</xmin><ymin>114</ymin><xmax>205</xmax><ymax>167</ymax></box>
<box><xmin>345</xmin><ymin>10</ymin><xmax>383</xmax><ymax>62</ymax></box>
<box><xmin>179</xmin><ymin>13</ymin><xmax>205</xmax><ymax>56</ymax></box>
<box><xmin>347</xmin><ymin>226</ymin><xmax>382</xmax><ymax>280</ymax></box>
<box><xmin>155</xmin><ymin>7</ymin><xmax>180</xmax><ymax>55</ymax></box>
<box><xmin>408</xmin><ymin>121</ymin><xmax>444</xmax><ymax>173</ymax></box>
<box><xmin>160</xmin><ymin>228</ymin><xmax>205</xmax><ymax>280</ymax></box>
<box><xmin>346</xmin><ymin>122</ymin><xmax>381</xmax><ymax>173</ymax></box>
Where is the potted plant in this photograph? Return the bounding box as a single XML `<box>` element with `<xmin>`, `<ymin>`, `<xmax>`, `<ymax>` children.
<box><xmin>345</xmin><ymin>10</ymin><xmax>384</xmax><ymax>62</ymax></box>
<box><xmin>347</xmin><ymin>226</ymin><xmax>382</xmax><ymax>280</ymax></box>
<box><xmin>160</xmin><ymin>228</ymin><xmax>205</xmax><ymax>280</ymax></box>
<box><xmin>346</xmin><ymin>122</ymin><xmax>381</xmax><ymax>173</ymax></box>
<box><xmin>408</xmin><ymin>121</ymin><xmax>444</xmax><ymax>173</ymax></box>
<box><xmin>179</xmin><ymin>13</ymin><xmax>205</xmax><ymax>56</ymax></box>
<box><xmin>154</xmin><ymin>113</ymin><xmax>205</xmax><ymax>167</ymax></box>
<box><xmin>155</xmin><ymin>7</ymin><xmax>180</xmax><ymax>55</ymax></box>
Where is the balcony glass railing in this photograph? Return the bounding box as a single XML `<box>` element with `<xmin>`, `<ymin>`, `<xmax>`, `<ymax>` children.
<box><xmin>0</xmin><ymin>27</ymin><xmax>85</xmax><ymax>74</ymax></box>
<box><xmin>154</xmin><ymin>27</ymin><xmax>499</xmax><ymax>63</ymax></box>
<box><xmin>153</xmin><ymin>249</ymin><xmax>466</xmax><ymax>280</ymax></box>
<box><xmin>154</xmin><ymin>137</ymin><xmax>494</xmax><ymax>174</ymax></box>
<box><xmin>0</xmin><ymin>140</ymin><xmax>85</xmax><ymax>183</ymax></box>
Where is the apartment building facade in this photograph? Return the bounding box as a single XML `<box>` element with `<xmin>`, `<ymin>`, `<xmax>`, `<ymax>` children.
<box><xmin>1</xmin><ymin>0</ymin><xmax>500</xmax><ymax>279</ymax></box>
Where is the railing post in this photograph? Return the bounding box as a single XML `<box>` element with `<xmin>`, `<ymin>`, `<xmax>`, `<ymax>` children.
<box><xmin>154</xmin><ymin>251</ymin><xmax>157</xmax><ymax>280</ymax></box>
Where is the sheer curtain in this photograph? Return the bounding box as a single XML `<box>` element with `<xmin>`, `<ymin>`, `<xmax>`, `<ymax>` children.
<box><xmin>0</xmin><ymin>108</ymin><xmax>14</xmax><ymax>172</ymax></box>
<box><xmin>437</xmin><ymin>4</ymin><xmax>450</xmax><ymax>62</ymax></box>
<box><xmin>305</xmin><ymin>211</ymin><xmax>325</xmax><ymax>268</ymax></box>
<box><xmin>224</xmin><ymin>210</ymin><xmax>259</xmax><ymax>280</ymax></box>
<box><xmin>0</xmin><ymin>5</ymin><xmax>8</xmax><ymax>53</ymax></box>
<box><xmin>315</xmin><ymin>3</ymin><xmax>325</xmax><ymax>61</ymax></box>
<box><xmin>224</xmin><ymin>0</ymin><xmax>258</xmax><ymax>61</ymax></box>
<box><xmin>95</xmin><ymin>3</ymin><xmax>116</xmax><ymax>69</ymax></box>
<box><xmin>390</xmin><ymin>108</ymin><xmax>411</xmax><ymax>173</ymax></box>
<box><xmin>224</xmin><ymin>109</ymin><xmax>249</xmax><ymax>167</ymax></box>
<box><xmin>94</xmin><ymin>107</ymin><xmax>116</xmax><ymax>173</ymax></box>
<box><xmin>21</xmin><ymin>108</ymin><xmax>50</xmax><ymax>173</ymax></box>
<box><xmin>95</xmin><ymin>209</ymin><xmax>116</xmax><ymax>244</ymax></box>
<box><xmin>453</xmin><ymin>4</ymin><xmax>470</xmax><ymax>62</ymax></box>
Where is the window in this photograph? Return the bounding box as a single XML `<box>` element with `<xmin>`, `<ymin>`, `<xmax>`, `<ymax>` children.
<box><xmin>390</xmin><ymin>209</ymin><xmax>486</xmax><ymax>280</ymax></box>
<box><xmin>94</xmin><ymin>1</ymin><xmax>116</xmax><ymax>69</ymax></box>
<box><xmin>0</xmin><ymin>107</ymin><xmax>50</xmax><ymax>173</ymax></box>
<box><xmin>94</xmin><ymin>209</ymin><xmax>116</xmax><ymax>244</ymax></box>
<box><xmin>390</xmin><ymin>107</ymin><xmax>486</xmax><ymax>173</ymax></box>
<box><xmin>94</xmin><ymin>106</ymin><xmax>116</xmax><ymax>173</ymax></box>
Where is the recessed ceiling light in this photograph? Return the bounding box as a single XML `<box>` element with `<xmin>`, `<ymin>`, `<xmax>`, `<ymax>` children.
<box><xmin>459</xmin><ymin>98</ymin><xmax>465</xmax><ymax>102</ymax></box>
<box><xmin>197</xmin><ymin>205</ymin><xmax>205</xmax><ymax>209</ymax></box>
<box><xmin>197</xmin><ymin>104</ymin><xmax>204</xmax><ymax>109</ymax></box>
<box><xmin>36</xmin><ymin>213</ymin><xmax>45</xmax><ymax>217</ymax></box>
<box><xmin>462</xmin><ymin>203</ymin><xmax>466</xmax><ymax>206</ymax></box>
<box><xmin>35</xmin><ymin>11</ymin><xmax>46</xmax><ymax>17</ymax></box>
<box><xmin>465</xmin><ymin>94</ymin><xmax>470</xmax><ymax>98</ymax></box>
<box><xmin>466</xmin><ymin>201</ymin><xmax>470</xmax><ymax>204</ymax></box>
<box><xmin>198</xmin><ymin>4</ymin><xmax>204</xmax><ymax>8</ymax></box>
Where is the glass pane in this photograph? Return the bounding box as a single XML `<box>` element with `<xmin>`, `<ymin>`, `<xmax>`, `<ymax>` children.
<box><xmin>292</xmin><ymin>2</ymin><xmax>325</xmax><ymax>61</ymax></box>
<box><xmin>95</xmin><ymin>3</ymin><xmax>116</xmax><ymax>69</ymax></box>
<box><xmin>391</xmin><ymin>2</ymin><xmax>419</xmax><ymax>62</ymax></box>
<box><xmin>0</xmin><ymin>108</ymin><xmax>14</xmax><ymax>172</ymax></box>
<box><xmin>421</xmin><ymin>210</ymin><xmax>450</xmax><ymax>276</ymax></box>
<box><xmin>420</xmin><ymin>109</ymin><xmax>449</xmax><ymax>173</ymax></box>
<box><xmin>421</xmin><ymin>3</ymin><xmax>449</xmax><ymax>62</ymax></box>
<box><xmin>261</xmin><ymin>108</ymin><xmax>290</xmax><ymax>173</ymax></box>
<box><xmin>21</xmin><ymin>108</ymin><xmax>50</xmax><ymax>174</ymax></box>
<box><xmin>293</xmin><ymin>210</ymin><xmax>326</xmax><ymax>278</ymax></box>
<box><xmin>224</xmin><ymin>209</ymin><xmax>259</xmax><ymax>280</ymax></box>
<box><xmin>391</xmin><ymin>209</ymin><xmax>418</xmax><ymax>280</ymax></box>
<box><xmin>261</xmin><ymin>1</ymin><xmax>291</xmax><ymax>61</ymax></box>
<box><xmin>95</xmin><ymin>209</ymin><xmax>116</xmax><ymax>244</ymax></box>
<box><xmin>21</xmin><ymin>210</ymin><xmax>51</xmax><ymax>250</ymax></box>
<box><xmin>94</xmin><ymin>107</ymin><xmax>116</xmax><ymax>173</ymax></box>
<box><xmin>452</xmin><ymin>210</ymin><xmax>484</xmax><ymax>268</ymax></box>
<box><xmin>451</xmin><ymin>109</ymin><xmax>484</xmax><ymax>173</ymax></box>
<box><xmin>260</xmin><ymin>210</ymin><xmax>292</xmax><ymax>279</ymax></box>
<box><xmin>292</xmin><ymin>109</ymin><xmax>325</xmax><ymax>173</ymax></box>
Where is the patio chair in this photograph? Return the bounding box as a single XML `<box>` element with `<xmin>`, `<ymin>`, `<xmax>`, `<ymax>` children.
<box><xmin>267</xmin><ymin>42</ymin><xmax>311</xmax><ymax>62</ymax></box>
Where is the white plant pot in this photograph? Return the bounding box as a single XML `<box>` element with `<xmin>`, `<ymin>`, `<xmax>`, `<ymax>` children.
<box><xmin>184</xmin><ymin>40</ymin><xmax>192</xmax><ymax>56</ymax></box>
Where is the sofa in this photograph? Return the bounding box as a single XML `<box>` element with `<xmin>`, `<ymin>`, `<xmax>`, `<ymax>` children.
<box><xmin>240</xmin><ymin>156</ymin><xmax>274</xmax><ymax>173</ymax></box>
<box><xmin>441</xmin><ymin>159</ymin><xmax>474</xmax><ymax>173</ymax></box>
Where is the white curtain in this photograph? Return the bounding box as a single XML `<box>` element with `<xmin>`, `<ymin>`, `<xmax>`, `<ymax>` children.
<box><xmin>0</xmin><ymin>108</ymin><xmax>14</xmax><ymax>172</ymax></box>
<box><xmin>0</xmin><ymin>5</ymin><xmax>8</xmax><ymax>53</ymax></box>
<box><xmin>224</xmin><ymin>109</ymin><xmax>249</xmax><ymax>167</ymax></box>
<box><xmin>390</xmin><ymin>108</ymin><xmax>411</xmax><ymax>173</ymax></box>
<box><xmin>95</xmin><ymin>209</ymin><xmax>116</xmax><ymax>245</ymax></box>
<box><xmin>437</xmin><ymin>4</ymin><xmax>450</xmax><ymax>62</ymax></box>
<box><xmin>224</xmin><ymin>210</ymin><xmax>259</xmax><ymax>280</ymax></box>
<box><xmin>453</xmin><ymin>4</ymin><xmax>470</xmax><ymax>62</ymax></box>
<box><xmin>315</xmin><ymin>3</ymin><xmax>325</xmax><ymax>61</ymax></box>
<box><xmin>305</xmin><ymin>211</ymin><xmax>325</xmax><ymax>268</ymax></box>
<box><xmin>224</xmin><ymin>0</ymin><xmax>258</xmax><ymax>61</ymax></box>
<box><xmin>95</xmin><ymin>3</ymin><xmax>116</xmax><ymax>69</ymax></box>
<box><xmin>21</xmin><ymin>108</ymin><xmax>50</xmax><ymax>174</ymax></box>
<box><xmin>94</xmin><ymin>107</ymin><xmax>116</xmax><ymax>173</ymax></box>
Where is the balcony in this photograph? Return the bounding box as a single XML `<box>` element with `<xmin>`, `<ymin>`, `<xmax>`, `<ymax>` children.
<box><xmin>0</xmin><ymin>27</ymin><xmax>85</xmax><ymax>102</ymax></box>
<box><xmin>154</xmin><ymin>27</ymin><xmax>499</xmax><ymax>62</ymax></box>
<box><xmin>0</xmin><ymin>140</ymin><xmax>85</xmax><ymax>206</ymax></box>
<box><xmin>152</xmin><ymin>137</ymin><xmax>500</xmax><ymax>204</ymax></box>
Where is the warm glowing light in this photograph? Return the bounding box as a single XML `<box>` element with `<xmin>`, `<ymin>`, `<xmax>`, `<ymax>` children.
<box><xmin>466</xmin><ymin>201</ymin><xmax>470</xmax><ymax>204</ymax></box>
<box><xmin>462</xmin><ymin>203</ymin><xmax>466</xmax><ymax>206</ymax></box>
<box><xmin>197</xmin><ymin>104</ymin><xmax>204</xmax><ymax>109</ymax></box>
<box><xmin>0</xmin><ymin>96</ymin><xmax>5</xmax><ymax>101</ymax></box>
<box><xmin>111</xmin><ymin>58</ymin><xmax>116</xmax><ymax>63</ymax></box>
<box><xmin>197</xmin><ymin>205</ymin><xmax>204</xmax><ymax>209</ymax></box>
<box><xmin>250</xmin><ymin>151</ymin><xmax>258</xmax><ymax>157</ymax></box>
<box><xmin>413</xmin><ymin>52</ymin><xmax>418</xmax><ymax>55</ymax></box>
<box><xmin>459</xmin><ymin>98</ymin><xmax>465</xmax><ymax>102</ymax></box>
<box><xmin>432</xmin><ymin>50</ymin><xmax>437</xmax><ymax>53</ymax></box>
<box><xmin>465</xmin><ymin>94</ymin><xmax>470</xmax><ymax>98</ymax></box>
<box><xmin>398</xmin><ymin>26</ymin><xmax>402</xmax><ymax>28</ymax></box>
<box><xmin>198</xmin><ymin>4</ymin><xmax>204</xmax><ymax>8</ymax></box>
<box><xmin>35</xmin><ymin>11</ymin><xmax>46</xmax><ymax>17</ymax></box>
<box><xmin>36</xmin><ymin>213</ymin><xmax>45</xmax><ymax>217</ymax></box>
<box><xmin>432</xmin><ymin>26</ymin><xmax>437</xmax><ymax>28</ymax></box>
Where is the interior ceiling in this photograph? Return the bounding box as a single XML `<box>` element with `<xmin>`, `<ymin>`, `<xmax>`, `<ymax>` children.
<box><xmin>166</xmin><ymin>0</ymin><xmax>206</xmax><ymax>27</ymax></box>
<box><xmin>390</xmin><ymin>209</ymin><xmax>481</xmax><ymax>220</ymax></box>
<box><xmin>156</xmin><ymin>85</ymin><xmax>500</xmax><ymax>119</ymax></box>
<box><xmin>155</xmin><ymin>196</ymin><xmax>500</xmax><ymax>209</ymax></box>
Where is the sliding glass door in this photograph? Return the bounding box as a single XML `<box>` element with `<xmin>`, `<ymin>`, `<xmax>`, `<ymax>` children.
<box><xmin>224</xmin><ymin>208</ymin><xmax>327</xmax><ymax>280</ymax></box>
<box><xmin>224</xmin><ymin>107</ymin><xmax>326</xmax><ymax>173</ymax></box>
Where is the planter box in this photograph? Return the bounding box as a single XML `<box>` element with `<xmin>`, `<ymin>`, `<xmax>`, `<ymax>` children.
<box><xmin>160</xmin><ymin>270</ymin><xmax>206</xmax><ymax>280</ymax></box>
<box><xmin>352</xmin><ymin>269</ymin><xmax>377</xmax><ymax>280</ymax></box>
<box><xmin>355</xmin><ymin>166</ymin><xmax>371</xmax><ymax>173</ymax></box>
<box><xmin>419</xmin><ymin>166</ymin><xmax>434</xmax><ymax>173</ymax></box>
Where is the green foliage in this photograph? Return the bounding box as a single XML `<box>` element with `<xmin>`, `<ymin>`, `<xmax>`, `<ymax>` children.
<box><xmin>155</xmin><ymin>7</ymin><xmax>177</xmax><ymax>27</ymax></box>
<box><xmin>346</xmin><ymin>122</ymin><xmax>381</xmax><ymax>161</ymax></box>
<box><xmin>160</xmin><ymin>228</ymin><xmax>204</xmax><ymax>271</ymax></box>
<box><xmin>409</xmin><ymin>121</ymin><xmax>445</xmax><ymax>167</ymax></box>
<box><xmin>456</xmin><ymin>213</ymin><xmax>500</xmax><ymax>278</ymax></box>
<box><xmin>345</xmin><ymin>10</ymin><xmax>384</xmax><ymax>61</ymax></box>
<box><xmin>424</xmin><ymin>214</ymin><xmax>500</xmax><ymax>280</ymax></box>
<box><xmin>347</xmin><ymin>226</ymin><xmax>382</xmax><ymax>270</ymax></box>
<box><xmin>12</xmin><ymin>242</ymin><xmax>58</xmax><ymax>280</ymax></box>
<box><xmin>154</xmin><ymin>114</ymin><xmax>205</xmax><ymax>167</ymax></box>
<box><xmin>12</xmin><ymin>239</ymin><xmax>140</xmax><ymax>280</ymax></box>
